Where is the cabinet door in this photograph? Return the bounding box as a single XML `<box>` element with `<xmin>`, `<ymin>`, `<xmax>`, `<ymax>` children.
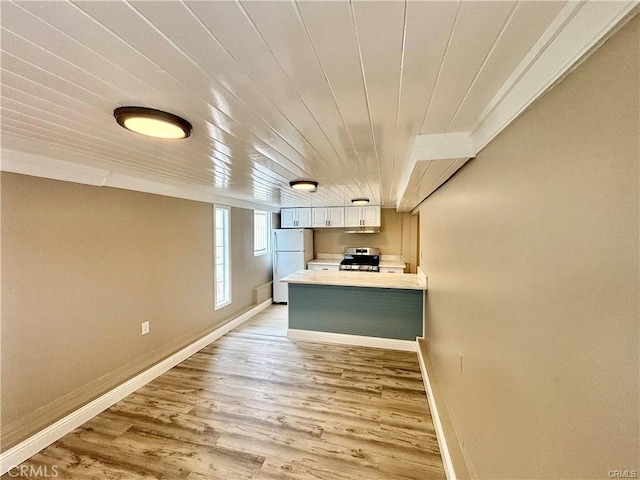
<box><xmin>281</xmin><ymin>208</ymin><xmax>296</xmax><ymax>228</ymax></box>
<box><xmin>327</xmin><ymin>207</ymin><xmax>345</xmax><ymax>227</ymax></box>
<box><xmin>344</xmin><ymin>207</ymin><xmax>362</xmax><ymax>227</ymax></box>
<box><xmin>362</xmin><ymin>206</ymin><xmax>381</xmax><ymax>227</ymax></box>
<box><xmin>296</xmin><ymin>208</ymin><xmax>312</xmax><ymax>228</ymax></box>
<box><xmin>311</xmin><ymin>208</ymin><xmax>328</xmax><ymax>228</ymax></box>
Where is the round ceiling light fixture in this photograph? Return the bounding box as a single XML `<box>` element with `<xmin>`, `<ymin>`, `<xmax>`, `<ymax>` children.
<box><xmin>351</xmin><ymin>198</ymin><xmax>370</xmax><ymax>205</ymax></box>
<box><xmin>114</xmin><ymin>106</ymin><xmax>192</xmax><ymax>139</ymax></box>
<box><xmin>289</xmin><ymin>179</ymin><xmax>318</xmax><ymax>192</ymax></box>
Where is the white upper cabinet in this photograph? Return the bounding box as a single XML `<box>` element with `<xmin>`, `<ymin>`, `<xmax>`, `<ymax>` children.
<box><xmin>345</xmin><ymin>206</ymin><xmax>381</xmax><ymax>227</ymax></box>
<box><xmin>297</xmin><ymin>208</ymin><xmax>312</xmax><ymax>227</ymax></box>
<box><xmin>281</xmin><ymin>208</ymin><xmax>312</xmax><ymax>228</ymax></box>
<box><xmin>328</xmin><ymin>207</ymin><xmax>345</xmax><ymax>227</ymax></box>
<box><xmin>362</xmin><ymin>206</ymin><xmax>380</xmax><ymax>226</ymax></box>
<box><xmin>344</xmin><ymin>207</ymin><xmax>362</xmax><ymax>227</ymax></box>
<box><xmin>285</xmin><ymin>205</ymin><xmax>379</xmax><ymax>228</ymax></box>
<box><xmin>312</xmin><ymin>207</ymin><xmax>345</xmax><ymax>228</ymax></box>
<box><xmin>311</xmin><ymin>208</ymin><xmax>325</xmax><ymax>227</ymax></box>
<box><xmin>281</xmin><ymin>208</ymin><xmax>296</xmax><ymax>228</ymax></box>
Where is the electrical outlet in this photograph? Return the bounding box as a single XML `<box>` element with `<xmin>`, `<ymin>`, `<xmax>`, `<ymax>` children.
<box><xmin>141</xmin><ymin>321</ymin><xmax>150</xmax><ymax>335</ymax></box>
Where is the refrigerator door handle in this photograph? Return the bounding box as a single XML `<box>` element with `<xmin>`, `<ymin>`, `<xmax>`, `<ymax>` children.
<box><xmin>274</xmin><ymin>252</ymin><xmax>278</xmax><ymax>275</ymax></box>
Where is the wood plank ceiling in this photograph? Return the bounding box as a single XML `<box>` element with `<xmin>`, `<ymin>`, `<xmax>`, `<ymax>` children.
<box><xmin>0</xmin><ymin>1</ymin><xmax>635</xmax><ymax>210</ymax></box>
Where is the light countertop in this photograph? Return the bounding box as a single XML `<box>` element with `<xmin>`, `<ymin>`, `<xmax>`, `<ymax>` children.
<box><xmin>307</xmin><ymin>255</ymin><xmax>342</xmax><ymax>266</ymax></box>
<box><xmin>308</xmin><ymin>254</ymin><xmax>406</xmax><ymax>269</ymax></box>
<box><xmin>280</xmin><ymin>269</ymin><xmax>426</xmax><ymax>290</ymax></box>
<box><xmin>379</xmin><ymin>259</ymin><xmax>407</xmax><ymax>269</ymax></box>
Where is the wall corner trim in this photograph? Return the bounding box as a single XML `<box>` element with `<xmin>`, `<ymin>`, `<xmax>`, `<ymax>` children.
<box><xmin>417</xmin><ymin>339</ymin><xmax>457</xmax><ymax>480</ymax></box>
<box><xmin>0</xmin><ymin>298</ymin><xmax>273</xmax><ymax>475</ymax></box>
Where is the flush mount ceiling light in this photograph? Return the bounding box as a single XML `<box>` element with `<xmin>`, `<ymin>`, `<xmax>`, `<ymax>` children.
<box><xmin>114</xmin><ymin>106</ymin><xmax>192</xmax><ymax>139</ymax></box>
<box><xmin>351</xmin><ymin>198</ymin><xmax>370</xmax><ymax>205</ymax></box>
<box><xmin>289</xmin><ymin>179</ymin><xmax>318</xmax><ymax>192</ymax></box>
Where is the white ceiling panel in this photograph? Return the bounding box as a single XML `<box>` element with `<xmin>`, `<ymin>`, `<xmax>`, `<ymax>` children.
<box><xmin>350</xmin><ymin>1</ymin><xmax>406</xmax><ymax>203</ymax></box>
<box><xmin>447</xmin><ymin>1</ymin><xmax>568</xmax><ymax>132</ymax></box>
<box><xmin>233</xmin><ymin>1</ymin><xmax>369</xmax><ymax>199</ymax></box>
<box><xmin>1</xmin><ymin>0</ymin><xmax>635</xmax><ymax>211</ymax></box>
<box><xmin>420</xmin><ymin>1</ymin><xmax>517</xmax><ymax>134</ymax></box>
<box><xmin>391</xmin><ymin>0</ymin><xmax>460</xmax><ymax>202</ymax></box>
<box><xmin>296</xmin><ymin>0</ymin><xmax>380</xmax><ymax>203</ymax></box>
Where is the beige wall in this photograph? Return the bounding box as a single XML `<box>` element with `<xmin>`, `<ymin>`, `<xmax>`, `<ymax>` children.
<box><xmin>313</xmin><ymin>208</ymin><xmax>419</xmax><ymax>272</ymax></box>
<box><xmin>0</xmin><ymin>173</ymin><xmax>271</xmax><ymax>450</ymax></box>
<box><xmin>418</xmin><ymin>16</ymin><xmax>639</xmax><ymax>479</ymax></box>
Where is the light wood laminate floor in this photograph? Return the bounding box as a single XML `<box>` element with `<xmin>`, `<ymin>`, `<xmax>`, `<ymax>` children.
<box><xmin>4</xmin><ymin>305</ymin><xmax>445</xmax><ymax>479</ymax></box>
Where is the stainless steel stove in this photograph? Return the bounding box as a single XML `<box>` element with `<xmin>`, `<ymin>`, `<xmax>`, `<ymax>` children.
<box><xmin>339</xmin><ymin>247</ymin><xmax>380</xmax><ymax>272</ymax></box>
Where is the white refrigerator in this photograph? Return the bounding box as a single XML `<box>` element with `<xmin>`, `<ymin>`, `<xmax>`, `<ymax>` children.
<box><xmin>273</xmin><ymin>229</ymin><xmax>313</xmax><ymax>303</ymax></box>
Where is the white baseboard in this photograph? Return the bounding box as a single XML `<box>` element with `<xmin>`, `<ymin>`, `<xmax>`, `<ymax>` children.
<box><xmin>287</xmin><ymin>328</ymin><xmax>416</xmax><ymax>352</ymax></box>
<box><xmin>0</xmin><ymin>298</ymin><xmax>273</xmax><ymax>475</ymax></box>
<box><xmin>416</xmin><ymin>340</ymin><xmax>456</xmax><ymax>480</ymax></box>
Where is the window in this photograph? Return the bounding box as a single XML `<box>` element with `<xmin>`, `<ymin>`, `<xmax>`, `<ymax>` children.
<box><xmin>254</xmin><ymin>210</ymin><xmax>270</xmax><ymax>256</ymax></box>
<box><xmin>214</xmin><ymin>206</ymin><xmax>230</xmax><ymax>309</ymax></box>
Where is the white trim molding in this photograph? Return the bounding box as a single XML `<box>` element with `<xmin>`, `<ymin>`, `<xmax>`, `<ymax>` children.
<box><xmin>0</xmin><ymin>149</ymin><xmax>281</xmax><ymax>213</ymax></box>
<box><xmin>417</xmin><ymin>341</ymin><xmax>457</xmax><ymax>480</ymax></box>
<box><xmin>287</xmin><ymin>328</ymin><xmax>417</xmax><ymax>352</ymax></box>
<box><xmin>0</xmin><ymin>298</ymin><xmax>273</xmax><ymax>475</ymax></box>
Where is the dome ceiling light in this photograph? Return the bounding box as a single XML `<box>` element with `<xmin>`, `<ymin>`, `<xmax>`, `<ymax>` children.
<box><xmin>289</xmin><ymin>179</ymin><xmax>318</xmax><ymax>192</ymax></box>
<box><xmin>114</xmin><ymin>106</ymin><xmax>192</xmax><ymax>140</ymax></box>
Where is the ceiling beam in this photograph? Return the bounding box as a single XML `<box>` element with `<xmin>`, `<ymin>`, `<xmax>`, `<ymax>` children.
<box><xmin>396</xmin><ymin>131</ymin><xmax>475</xmax><ymax>212</ymax></box>
<box><xmin>396</xmin><ymin>1</ymin><xmax>638</xmax><ymax>212</ymax></box>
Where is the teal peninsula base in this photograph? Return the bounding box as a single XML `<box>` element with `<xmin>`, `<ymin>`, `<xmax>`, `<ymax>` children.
<box><xmin>288</xmin><ymin>283</ymin><xmax>423</xmax><ymax>341</ymax></box>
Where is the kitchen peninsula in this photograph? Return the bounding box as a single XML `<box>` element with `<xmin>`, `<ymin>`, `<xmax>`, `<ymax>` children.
<box><xmin>280</xmin><ymin>270</ymin><xmax>427</xmax><ymax>349</ymax></box>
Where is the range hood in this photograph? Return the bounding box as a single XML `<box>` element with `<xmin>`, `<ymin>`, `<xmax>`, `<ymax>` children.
<box><xmin>344</xmin><ymin>227</ymin><xmax>381</xmax><ymax>234</ymax></box>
